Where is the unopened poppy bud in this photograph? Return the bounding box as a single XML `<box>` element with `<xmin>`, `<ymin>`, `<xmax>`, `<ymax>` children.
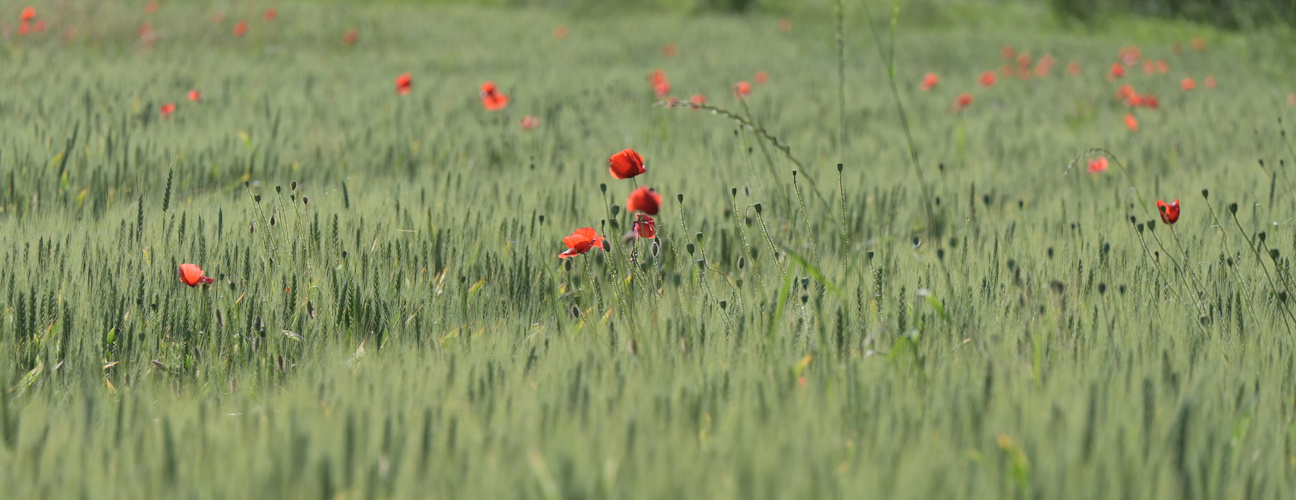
<box><xmin>276</xmin><ymin>186</ymin><xmax>282</xmax><ymax>193</ymax></box>
<box><xmin>800</xmin><ymin>277</ymin><xmax>809</xmax><ymax>289</ymax></box>
<box><xmin>1136</xmin><ymin>223</ymin><xmax>1144</xmax><ymax>233</ymax></box>
<box><xmin>290</xmin><ymin>180</ymin><xmax>298</xmax><ymax>190</ymax></box>
<box><xmin>695</xmin><ymin>232</ymin><xmax>703</xmax><ymax>243</ymax></box>
<box><xmin>731</xmin><ymin>188</ymin><xmax>737</xmax><ymax>196</ymax></box>
<box><xmin>1229</xmin><ymin>202</ymin><xmax>1238</xmax><ymax>214</ymax></box>
<box><xmin>1098</xmin><ymin>283</ymin><xmax>1106</xmax><ymax>294</ymax></box>
<box><xmin>302</xmin><ymin>196</ymin><xmax>308</xmax><ymax>205</ymax></box>
<box><xmin>1280</xmin><ymin>291</ymin><xmax>1289</xmax><ymax>303</ymax></box>
<box><xmin>837</xmin><ymin>162</ymin><xmax>844</xmax><ymax>172</ymax></box>
<box><xmin>538</xmin><ymin>215</ymin><xmax>545</xmax><ymax>224</ymax></box>
<box><xmin>937</xmin><ymin>248</ymin><xmax>945</xmax><ymax>260</ymax></box>
<box><xmin>696</xmin><ymin>258</ymin><xmax>706</xmax><ymax>268</ymax></box>
<box><xmin>754</xmin><ymin>203</ymin><xmax>762</xmax><ymax>214</ymax></box>
<box><xmin>1201</xmin><ymin>189</ymin><xmax>1208</xmax><ymax>199</ymax></box>
<box><xmin>866</xmin><ymin>250</ymin><xmax>874</xmax><ymax>260</ymax></box>
<box><xmin>677</xmin><ymin>193</ymin><xmax>684</xmax><ymax>203</ymax></box>
<box><xmin>611</xmin><ymin>205</ymin><xmax>621</xmax><ymax>216</ymax></box>
<box><xmin>1146</xmin><ymin>220</ymin><xmax>1155</xmax><ymax>231</ymax></box>
<box><xmin>1259</xmin><ymin>231</ymin><xmax>1266</xmax><ymax>242</ymax></box>
<box><xmin>1129</xmin><ymin>216</ymin><xmax>1137</xmax><ymax>225</ymax></box>
<box><xmin>719</xmin><ymin>300</ymin><xmax>728</xmax><ymax>309</ymax></box>
<box><xmin>745</xmin><ymin>217</ymin><xmax>753</xmax><ymax>227</ymax></box>
<box><xmin>800</xmin><ymin>294</ymin><xmax>809</xmax><ymax>304</ymax></box>
<box><xmin>341</xmin><ymin>251</ymin><xmax>347</xmax><ymax>259</ymax></box>
<box><xmin>748</xmin><ymin>246</ymin><xmax>758</xmax><ymax>259</ymax></box>
<box><xmin>1269</xmin><ymin>249</ymin><xmax>1280</xmax><ymax>259</ymax></box>
<box><xmin>686</xmin><ymin>243</ymin><xmax>695</xmax><ymax>255</ymax></box>
<box><xmin>651</xmin><ymin>239</ymin><xmax>661</xmax><ymax>257</ymax></box>
<box><xmin>254</xmin><ymin>195</ymin><xmax>262</xmax><ymax>203</ymax></box>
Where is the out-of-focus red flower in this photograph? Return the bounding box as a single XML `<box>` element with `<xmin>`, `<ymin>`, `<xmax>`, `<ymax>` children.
<box><xmin>233</xmin><ymin>20</ymin><xmax>248</xmax><ymax>37</ymax></box>
<box><xmin>1109</xmin><ymin>63</ymin><xmax>1125</xmax><ymax>79</ymax></box>
<box><xmin>649</xmin><ymin>69</ymin><xmax>670</xmax><ymax>98</ymax></box>
<box><xmin>754</xmin><ymin>71</ymin><xmax>769</xmax><ymax>85</ymax></box>
<box><xmin>1087</xmin><ymin>157</ymin><xmax>1109</xmax><ymax>174</ymax></box>
<box><xmin>1288</xmin><ymin>93</ymin><xmax>1296</xmax><ymax>106</ymax></box>
<box><xmin>395</xmin><ymin>73</ymin><xmax>412</xmax><ymax>95</ymax></box>
<box><xmin>1142</xmin><ymin>61</ymin><xmax>1155</xmax><ymax>75</ymax></box>
<box><xmin>1191</xmin><ymin>37</ymin><xmax>1205</xmax><ymax>51</ymax></box>
<box><xmin>1156</xmin><ymin>199</ymin><xmax>1180</xmax><ymax>224</ymax></box>
<box><xmin>1180</xmin><ymin>78</ymin><xmax>1196</xmax><ymax>91</ymax></box>
<box><xmin>1034</xmin><ymin>54</ymin><xmax>1054</xmax><ymax>78</ymax></box>
<box><xmin>145</xmin><ymin>1</ymin><xmax>159</xmax><ymax>14</ymax></box>
<box><xmin>20</xmin><ymin>6</ymin><xmax>35</xmax><ymax>21</ymax></box>
<box><xmin>1001</xmin><ymin>45</ymin><xmax>1014</xmax><ymax>59</ymax></box>
<box><xmin>920</xmin><ymin>72</ymin><xmax>938</xmax><ymax>91</ymax></box>
<box><xmin>955</xmin><ymin>92</ymin><xmax>972</xmax><ymax>111</ymax></box>
<box><xmin>1066</xmin><ymin>61</ymin><xmax>1081</xmax><ymax>75</ymax></box>
<box><xmin>178</xmin><ymin>263</ymin><xmax>215</xmax><ymax>286</ymax></box>
<box><xmin>1116</xmin><ymin>84</ymin><xmax>1135</xmax><ymax>101</ymax></box>
<box><xmin>1155</xmin><ymin>60</ymin><xmax>1168</xmax><ymax>73</ymax></box>
<box><xmin>341</xmin><ymin>28</ymin><xmax>359</xmax><ymax>46</ymax></box>
<box><xmin>1205</xmin><ymin>76</ymin><xmax>1216</xmax><ymax>89</ymax></box>
<box><xmin>188</xmin><ymin>90</ymin><xmax>201</xmax><ymax>102</ymax></box>
<box><xmin>689</xmin><ymin>94</ymin><xmax>706</xmax><ymax>108</ymax></box>
<box><xmin>1124</xmin><ymin>113</ymin><xmax>1138</xmax><ymax>132</ymax></box>
<box><xmin>160</xmin><ymin>103</ymin><xmax>176</xmax><ymax>119</ymax></box>
<box><xmin>779</xmin><ymin>18</ymin><xmax>792</xmax><ymax>33</ymax></box>
<box><xmin>1016</xmin><ymin>53</ymin><xmax>1031</xmax><ymax>68</ymax></box>
<box><xmin>521</xmin><ymin>115</ymin><xmax>540</xmax><ymax>130</ymax></box>
<box><xmin>609</xmin><ymin>149</ymin><xmax>645</xmax><ymax>180</ymax></box>
<box><xmin>632</xmin><ymin>214</ymin><xmax>656</xmax><ymax>239</ymax></box>
<box><xmin>553</xmin><ymin>25</ymin><xmax>569</xmax><ymax>40</ymax></box>
<box><xmin>559</xmin><ymin>228</ymin><xmax>605</xmax><ymax>259</ymax></box>
<box><xmin>979</xmin><ymin>71</ymin><xmax>997</xmax><ymax>88</ymax></box>
<box><xmin>32</xmin><ymin>19</ymin><xmax>44</xmax><ymax>33</ymax></box>
<box><xmin>18</xmin><ymin>20</ymin><xmax>29</xmax><ymax>35</ymax></box>
<box><xmin>479</xmin><ymin>81</ymin><xmax>509</xmax><ymax>110</ymax></box>
<box><xmin>264</xmin><ymin>8</ymin><xmax>277</xmax><ymax>21</ymax></box>
<box><xmin>625</xmin><ymin>186</ymin><xmax>662</xmax><ymax>215</ymax></box>
<box><xmin>662</xmin><ymin>44</ymin><xmax>677</xmax><ymax>57</ymax></box>
<box><xmin>734</xmin><ymin>81</ymin><xmax>751</xmax><ymax>98</ymax></box>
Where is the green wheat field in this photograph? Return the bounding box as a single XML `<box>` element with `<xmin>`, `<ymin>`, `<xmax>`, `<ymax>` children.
<box><xmin>2</xmin><ymin>0</ymin><xmax>1296</xmax><ymax>498</ymax></box>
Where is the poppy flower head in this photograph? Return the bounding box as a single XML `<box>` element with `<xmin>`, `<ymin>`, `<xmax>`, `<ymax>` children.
<box><xmin>20</xmin><ymin>6</ymin><xmax>34</xmax><ymax>21</ymax></box>
<box><xmin>342</xmin><ymin>28</ymin><xmax>359</xmax><ymax>46</ymax></box>
<box><xmin>1124</xmin><ymin>113</ymin><xmax>1139</xmax><ymax>132</ymax></box>
<box><xmin>662</xmin><ymin>44</ymin><xmax>677</xmax><ymax>57</ymax></box>
<box><xmin>559</xmin><ymin>228</ymin><xmax>606</xmax><ymax>259</ymax></box>
<box><xmin>178</xmin><ymin>263</ymin><xmax>215</xmax><ymax>287</ymax></box>
<box><xmin>1119</xmin><ymin>45</ymin><xmax>1141</xmax><ymax>66</ymax></box>
<box><xmin>554</xmin><ymin>25</ymin><xmax>569</xmax><ymax>40</ymax></box>
<box><xmin>920</xmin><ymin>72</ymin><xmax>938</xmax><ymax>91</ymax></box>
<box><xmin>955</xmin><ymin>92</ymin><xmax>972</xmax><ymax>111</ymax></box>
<box><xmin>626</xmin><ymin>186</ymin><xmax>662</xmax><ymax>215</ymax></box>
<box><xmin>1180</xmin><ymin>78</ymin><xmax>1196</xmax><ymax>91</ymax></box>
<box><xmin>145</xmin><ymin>1</ymin><xmax>159</xmax><ymax>14</ymax></box>
<box><xmin>609</xmin><ymin>149</ymin><xmax>646</xmax><ymax>180</ymax></box>
<box><xmin>1142</xmin><ymin>61</ymin><xmax>1155</xmax><ymax>75</ymax></box>
<box><xmin>654</xmin><ymin>80</ymin><xmax>671</xmax><ymax>98</ymax></box>
<box><xmin>1288</xmin><ymin>93</ymin><xmax>1296</xmax><ymax>106</ymax></box>
<box><xmin>1205</xmin><ymin>76</ymin><xmax>1216</xmax><ymax>89</ymax></box>
<box><xmin>1116</xmin><ymin>84</ymin><xmax>1135</xmax><ymax>101</ymax></box>
<box><xmin>395</xmin><ymin>73</ymin><xmax>412</xmax><ymax>95</ymax></box>
<box><xmin>1016</xmin><ymin>53</ymin><xmax>1031</xmax><ymax>68</ymax></box>
<box><xmin>1191</xmin><ymin>37</ymin><xmax>1205</xmax><ymax>51</ymax></box>
<box><xmin>1033</xmin><ymin>54</ymin><xmax>1054</xmax><ymax>77</ymax></box>
<box><xmin>521</xmin><ymin>115</ymin><xmax>540</xmax><ymax>130</ymax></box>
<box><xmin>19</xmin><ymin>20</ymin><xmax>29</xmax><ymax>35</ymax></box>
<box><xmin>160</xmin><ymin>103</ymin><xmax>176</xmax><ymax>119</ymax></box>
<box><xmin>481</xmin><ymin>91</ymin><xmax>509</xmax><ymax>111</ymax></box>
<box><xmin>633</xmin><ymin>214</ymin><xmax>656</xmax><ymax>239</ymax></box>
<box><xmin>755</xmin><ymin>71</ymin><xmax>769</xmax><ymax>85</ymax></box>
<box><xmin>689</xmin><ymin>94</ymin><xmax>706</xmax><ymax>108</ymax></box>
<box><xmin>1155</xmin><ymin>60</ymin><xmax>1168</xmax><ymax>73</ymax></box>
<box><xmin>1001</xmin><ymin>45</ymin><xmax>1015</xmax><ymax>59</ymax></box>
<box><xmin>979</xmin><ymin>70</ymin><xmax>997</xmax><ymax>88</ymax></box>
<box><xmin>1067</xmin><ymin>61</ymin><xmax>1081</xmax><ymax>75</ymax></box>
<box><xmin>1156</xmin><ymin>199</ymin><xmax>1180</xmax><ymax>225</ymax></box>
<box><xmin>479</xmin><ymin>81</ymin><xmax>498</xmax><ymax>97</ymax></box>
<box><xmin>999</xmin><ymin>64</ymin><xmax>1013</xmax><ymax>77</ymax></box>
<box><xmin>1087</xmin><ymin>156</ymin><xmax>1109</xmax><ymax>174</ymax></box>
<box><xmin>1109</xmin><ymin>63</ymin><xmax>1125</xmax><ymax>79</ymax></box>
<box><xmin>188</xmin><ymin>90</ymin><xmax>201</xmax><ymax>102</ymax></box>
<box><xmin>233</xmin><ymin>20</ymin><xmax>248</xmax><ymax>37</ymax></box>
<box><xmin>264</xmin><ymin>8</ymin><xmax>277</xmax><ymax>21</ymax></box>
<box><xmin>778</xmin><ymin>18</ymin><xmax>792</xmax><ymax>33</ymax></box>
<box><xmin>733</xmin><ymin>81</ymin><xmax>751</xmax><ymax>99</ymax></box>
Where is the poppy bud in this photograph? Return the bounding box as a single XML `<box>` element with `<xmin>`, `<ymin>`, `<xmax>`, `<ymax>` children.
<box><xmin>983</xmin><ymin>194</ymin><xmax>991</xmax><ymax>206</ymax></box>
<box><xmin>302</xmin><ymin>196</ymin><xmax>309</xmax><ymax>205</ymax></box>
<box><xmin>1136</xmin><ymin>223</ymin><xmax>1144</xmax><ymax>233</ymax></box>
<box><xmin>1280</xmin><ymin>291</ymin><xmax>1289</xmax><ymax>303</ymax></box>
<box><xmin>276</xmin><ymin>186</ymin><xmax>282</xmax><ymax>193</ymax></box>
<box><xmin>937</xmin><ymin>248</ymin><xmax>945</xmax><ymax>260</ymax></box>
<box><xmin>748</xmin><ymin>247</ymin><xmax>758</xmax><ymax>260</ymax></box>
<box><xmin>1047</xmin><ymin>247</ymin><xmax>1054</xmax><ymax>258</ymax></box>
<box><xmin>837</xmin><ymin>163</ymin><xmax>844</xmax><ymax>172</ymax></box>
<box><xmin>695</xmin><ymin>232</ymin><xmax>703</xmax><ymax>243</ymax></box>
<box><xmin>290</xmin><ymin>180</ymin><xmax>298</xmax><ymax>190</ymax></box>
<box><xmin>1098</xmin><ymin>283</ymin><xmax>1106</xmax><ymax>294</ymax></box>
<box><xmin>737</xmin><ymin>256</ymin><xmax>746</xmax><ymax>269</ymax></box>
<box><xmin>1259</xmin><ymin>231</ymin><xmax>1266</xmax><ymax>243</ymax></box>
<box><xmin>745</xmin><ymin>217</ymin><xmax>753</xmax><ymax>227</ymax></box>
<box><xmin>1229</xmin><ymin>202</ymin><xmax>1238</xmax><ymax>214</ymax></box>
<box><xmin>686</xmin><ymin>243</ymin><xmax>695</xmax><ymax>255</ymax></box>
<box><xmin>866</xmin><ymin>250</ymin><xmax>873</xmax><ymax>260</ymax></box>
<box><xmin>254</xmin><ymin>195</ymin><xmax>262</xmax><ymax>203</ymax></box>
<box><xmin>600</xmin><ymin>183</ymin><xmax>607</xmax><ymax>194</ymax></box>
<box><xmin>719</xmin><ymin>300</ymin><xmax>728</xmax><ymax>309</ymax></box>
<box><xmin>1146</xmin><ymin>220</ymin><xmax>1155</xmax><ymax>231</ymax></box>
<box><xmin>1201</xmin><ymin>189</ymin><xmax>1208</xmax><ymax>199</ymax></box>
<box><xmin>696</xmin><ymin>258</ymin><xmax>706</xmax><ymax>268</ymax></box>
<box><xmin>912</xmin><ymin>237</ymin><xmax>921</xmax><ymax>248</ymax></box>
<box><xmin>1269</xmin><ymin>249</ymin><xmax>1280</xmax><ymax>260</ymax></box>
<box><xmin>731</xmin><ymin>187</ymin><xmax>737</xmax><ymax>196</ymax></box>
<box><xmin>677</xmin><ymin>193</ymin><xmax>684</xmax><ymax>203</ymax></box>
<box><xmin>1129</xmin><ymin>216</ymin><xmax>1137</xmax><ymax>225</ymax></box>
<box><xmin>754</xmin><ymin>203</ymin><xmax>762</xmax><ymax>214</ymax></box>
<box><xmin>800</xmin><ymin>277</ymin><xmax>810</xmax><ymax>289</ymax></box>
<box><xmin>651</xmin><ymin>239</ymin><xmax>661</xmax><ymax>258</ymax></box>
<box><xmin>611</xmin><ymin>205</ymin><xmax>620</xmax><ymax>216</ymax></box>
<box><xmin>538</xmin><ymin>215</ymin><xmax>545</xmax><ymax>224</ymax></box>
<box><xmin>800</xmin><ymin>294</ymin><xmax>809</xmax><ymax>305</ymax></box>
<box><xmin>1119</xmin><ymin>285</ymin><xmax>1126</xmax><ymax>295</ymax></box>
<box><xmin>270</xmin><ymin>216</ymin><xmax>276</xmax><ymax>226</ymax></box>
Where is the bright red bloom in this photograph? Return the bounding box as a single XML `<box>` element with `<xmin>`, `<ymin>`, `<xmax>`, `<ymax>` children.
<box><xmin>264</xmin><ymin>8</ymin><xmax>277</xmax><ymax>21</ymax></box>
<box><xmin>689</xmin><ymin>94</ymin><xmax>706</xmax><ymax>108</ymax></box>
<box><xmin>233</xmin><ymin>20</ymin><xmax>248</xmax><ymax>37</ymax></box>
<box><xmin>999</xmin><ymin>64</ymin><xmax>1013</xmax><ymax>77</ymax></box>
<box><xmin>979</xmin><ymin>71</ymin><xmax>997</xmax><ymax>88</ymax></box>
<box><xmin>955</xmin><ymin>92</ymin><xmax>972</xmax><ymax>110</ymax></box>
<box><xmin>920</xmin><ymin>73</ymin><xmax>938</xmax><ymax>91</ymax></box>
<box><xmin>1087</xmin><ymin>156</ymin><xmax>1109</xmax><ymax>174</ymax></box>
<box><xmin>1001</xmin><ymin>45</ymin><xmax>1015</xmax><ymax>59</ymax></box>
<box><xmin>481</xmin><ymin>92</ymin><xmax>509</xmax><ymax>111</ymax></box>
<box><xmin>649</xmin><ymin>70</ymin><xmax>670</xmax><ymax>97</ymax></box>
<box><xmin>1124</xmin><ymin>113</ymin><xmax>1139</xmax><ymax>132</ymax></box>
<box><xmin>633</xmin><ymin>214</ymin><xmax>656</xmax><ymax>239</ymax></box>
<box><xmin>178</xmin><ymin>264</ymin><xmax>215</xmax><ymax>286</ymax></box>
<box><xmin>1156</xmin><ymin>199</ymin><xmax>1180</xmax><ymax>224</ymax></box>
<box><xmin>160</xmin><ymin>103</ymin><xmax>176</xmax><ymax>119</ymax></box>
<box><xmin>1205</xmin><ymin>76</ymin><xmax>1216</xmax><ymax>89</ymax></box>
<box><xmin>1116</xmin><ymin>84</ymin><xmax>1136</xmax><ymax>101</ymax></box>
<box><xmin>480</xmin><ymin>81</ymin><xmax>498</xmax><ymax>96</ymax></box>
<box><xmin>1109</xmin><ymin>63</ymin><xmax>1125</xmax><ymax>79</ymax></box>
<box><xmin>395</xmin><ymin>73</ymin><xmax>412</xmax><ymax>95</ymax></box>
<box><xmin>1180</xmin><ymin>78</ymin><xmax>1196</xmax><ymax>91</ymax></box>
<box><xmin>755</xmin><ymin>71</ymin><xmax>769</xmax><ymax>85</ymax></box>
<box><xmin>20</xmin><ymin>6</ymin><xmax>34</xmax><ymax>21</ymax></box>
<box><xmin>559</xmin><ymin>228</ymin><xmax>605</xmax><ymax>259</ymax></box>
<box><xmin>733</xmin><ymin>81</ymin><xmax>751</xmax><ymax>98</ymax></box>
<box><xmin>1067</xmin><ymin>61</ymin><xmax>1081</xmax><ymax>75</ymax></box>
<box><xmin>341</xmin><ymin>28</ymin><xmax>359</xmax><ymax>46</ymax></box>
<box><xmin>625</xmin><ymin>186</ymin><xmax>662</xmax><ymax>215</ymax></box>
<box><xmin>662</xmin><ymin>44</ymin><xmax>677</xmax><ymax>57</ymax></box>
<box><xmin>609</xmin><ymin>149</ymin><xmax>645</xmax><ymax>180</ymax></box>
<box><xmin>188</xmin><ymin>90</ymin><xmax>201</xmax><ymax>102</ymax></box>
<box><xmin>521</xmin><ymin>115</ymin><xmax>540</xmax><ymax>130</ymax></box>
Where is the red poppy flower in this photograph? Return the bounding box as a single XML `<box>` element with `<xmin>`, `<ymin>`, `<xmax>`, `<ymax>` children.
<box><xmin>1016</xmin><ymin>53</ymin><xmax>1031</xmax><ymax>68</ymax></box>
<box><xmin>955</xmin><ymin>92</ymin><xmax>972</xmax><ymax>111</ymax></box>
<box><xmin>160</xmin><ymin>103</ymin><xmax>176</xmax><ymax>119</ymax></box>
<box><xmin>1180</xmin><ymin>78</ymin><xmax>1196</xmax><ymax>91</ymax></box>
<box><xmin>755</xmin><ymin>71</ymin><xmax>769</xmax><ymax>85</ymax></box>
<box><xmin>733</xmin><ymin>81</ymin><xmax>751</xmax><ymax>99</ymax></box>
<box><xmin>178</xmin><ymin>263</ymin><xmax>215</xmax><ymax>286</ymax></box>
<box><xmin>145</xmin><ymin>1</ymin><xmax>159</xmax><ymax>14</ymax></box>
<box><xmin>609</xmin><ymin>149</ymin><xmax>645</xmax><ymax>180</ymax></box>
<box><xmin>188</xmin><ymin>90</ymin><xmax>201</xmax><ymax>102</ymax></box>
<box><xmin>553</xmin><ymin>25</ymin><xmax>569</xmax><ymax>40</ymax></box>
<box><xmin>654</xmin><ymin>80</ymin><xmax>671</xmax><ymax>99</ymax></box>
<box><xmin>1142</xmin><ymin>61</ymin><xmax>1155</xmax><ymax>75</ymax></box>
<box><xmin>979</xmin><ymin>71</ymin><xmax>997</xmax><ymax>88</ymax></box>
<box><xmin>233</xmin><ymin>20</ymin><xmax>248</xmax><ymax>37</ymax></box>
<box><xmin>264</xmin><ymin>8</ymin><xmax>277</xmax><ymax>21</ymax></box>
<box><xmin>920</xmin><ymin>73</ymin><xmax>938</xmax><ymax>91</ymax></box>
<box><xmin>1087</xmin><ymin>156</ymin><xmax>1109</xmax><ymax>174</ymax></box>
<box><xmin>662</xmin><ymin>44</ymin><xmax>677</xmax><ymax>57</ymax></box>
<box><xmin>1156</xmin><ymin>199</ymin><xmax>1180</xmax><ymax>224</ymax></box>
<box><xmin>18</xmin><ymin>20</ymin><xmax>29</xmax><ymax>35</ymax></box>
<box><xmin>1120</xmin><ymin>46</ymin><xmax>1141</xmax><ymax>66</ymax></box>
<box><xmin>521</xmin><ymin>115</ymin><xmax>539</xmax><ymax>130</ymax></box>
<box><xmin>138</xmin><ymin>22</ymin><xmax>155</xmax><ymax>40</ymax></box>
<box><xmin>778</xmin><ymin>18</ymin><xmax>792</xmax><ymax>33</ymax></box>
<box><xmin>1001</xmin><ymin>45</ymin><xmax>1015</xmax><ymax>59</ymax></box>
<box><xmin>1124</xmin><ymin>113</ymin><xmax>1138</xmax><ymax>132</ymax></box>
<box><xmin>1109</xmin><ymin>63</ymin><xmax>1125</xmax><ymax>79</ymax></box>
<box><xmin>480</xmin><ymin>81</ymin><xmax>498</xmax><ymax>96</ymax></box>
<box><xmin>1205</xmin><ymin>76</ymin><xmax>1216</xmax><ymax>89</ymax></box>
<box><xmin>1116</xmin><ymin>84</ymin><xmax>1135</xmax><ymax>101</ymax></box>
<box><xmin>625</xmin><ymin>186</ymin><xmax>662</xmax><ymax>215</ymax></box>
<box><xmin>1016</xmin><ymin>67</ymin><xmax>1031</xmax><ymax>80</ymax></box>
<box><xmin>689</xmin><ymin>94</ymin><xmax>706</xmax><ymax>108</ymax></box>
<box><xmin>212</xmin><ymin>11</ymin><xmax>226</xmax><ymax>23</ymax></box>
<box><xmin>559</xmin><ymin>228</ymin><xmax>605</xmax><ymax>259</ymax></box>
<box><xmin>1033</xmin><ymin>54</ymin><xmax>1054</xmax><ymax>77</ymax></box>
<box><xmin>1067</xmin><ymin>61</ymin><xmax>1080</xmax><ymax>75</ymax></box>
<box><xmin>1191</xmin><ymin>37</ymin><xmax>1205</xmax><ymax>51</ymax></box>
<box><xmin>1288</xmin><ymin>93</ymin><xmax>1296</xmax><ymax>106</ymax></box>
<box><xmin>1155</xmin><ymin>60</ymin><xmax>1168</xmax><ymax>73</ymax></box>
<box><xmin>481</xmin><ymin>92</ymin><xmax>509</xmax><ymax>111</ymax></box>
<box><xmin>20</xmin><ymin>6</ymin><xmax>34</xmax><ymax>21</ymax></box>
<box><xmin>395</xmin><ymin>73</ymin><xmax>412</xmax><ymax>95</ymax></box>
<box><xmin>632</xmin><ymin>214</ymin><xmax>656</xmax><ymax>239</ymax></box>
<box><xmin>341</xmin><ymin>28</ymin><xmax>359</xmax><ymax>46</ymax></box>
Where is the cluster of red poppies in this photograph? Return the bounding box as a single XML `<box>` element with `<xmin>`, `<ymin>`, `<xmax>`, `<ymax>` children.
<box><xmin>647</xmin><ymin>68</ymin><xmax>761</xmax><ymax>109</ymax></box>
<box><xmin>17</xmin><ymin>6</ymin><xmax>45</xmax><ymax>35</ymax></box>
<box><xmin>559</xmin><ymin>149</ymin><xmax>661</xmax><ymax>260</ymax></box>
<box><xmin>157</xmin><ymin>90</ymin><xmax>201</xmax><ymax>120</ymax></box>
